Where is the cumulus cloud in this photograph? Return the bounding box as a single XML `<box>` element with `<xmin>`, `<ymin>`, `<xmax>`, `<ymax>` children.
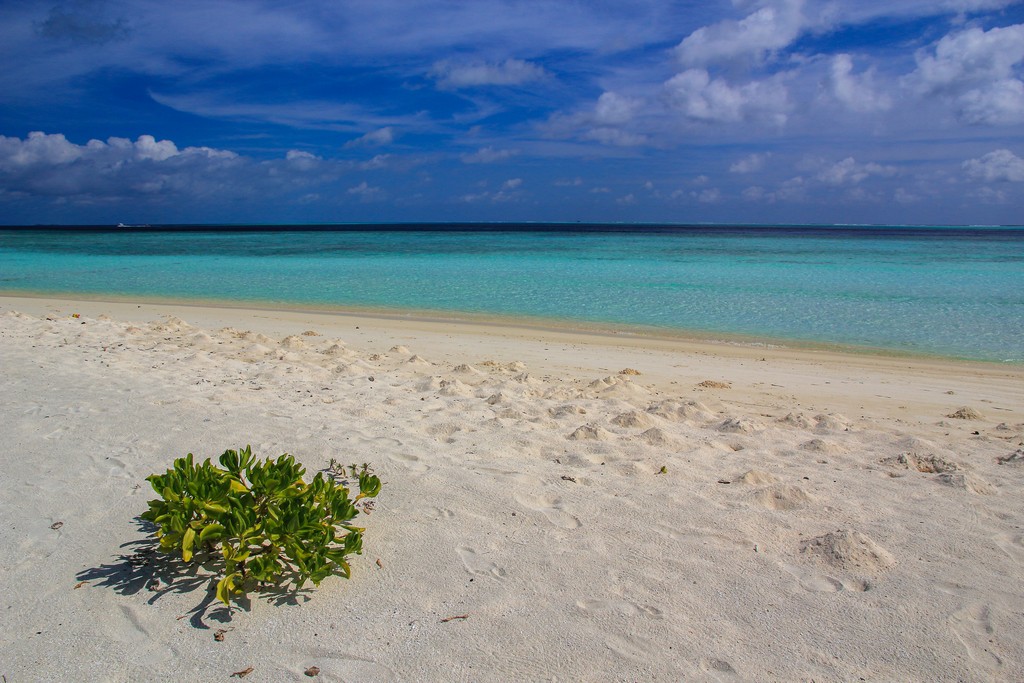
<box><xmin>697</xmin><ymin>188</ymin><xmax>721</xmax><ymax>203</ymax></box>
<box><xmin>502</xmin><ymin>178</ymin><xmax>522</xmax><ymax>190</ymax></box>
<box><xmin>0</xmin><ymin>131</ymin><xmax>363</xmax><ymax>205</ymax></box>
<box><xmin>545</xmin><ymin>91</ymin><xmax>649</xmax><ymax>147</ymax></box>
<box><xmin>816</xmin><ymin>157</ymin><xmax>897</xmax><ymax>185</ymax></box>
<box><xmin>432</xmin><ymin>59</ymin><xmax>547</xmax><ymax>88</ymax></box>
<box><xmin>912</xmin><ymin>25</ymin><xmax>1024</xmax><ymax>93</ymax></box>
<box><xmin>675</xmin><ymin>0</ymin><xmax>806</xmax><ymax>67</ymax></box>
<box><xmin>827</xmin><ymin>54</ymin><xmax>892</xmax><ymax>112</ymax></box>
<box><xmin>359</xmin><ymin>154</ymin><xmax>391</xmax><ymax>170</ymax></box>
<box><xmin>908</xmin><ymin>24</ymin><xmax>1024</xmax><ymax>123</ymax></box>
<box><xmin>664</xmin><ymin>69</ymin><xmax>788</xmax><ymax>125</ymax></box>
<box><xmin>344</xmin><ymin>127</ymin><xmax>395</xmax><ymax>148</ymax></box>
<box><xmin>730</xmin><ymin>152</ymin><xmax>771</xmax><ymax>173</ymax></box>
<box><xmin>460</xmin><ymin>146</ymin><xmax>518</xmax><ymax>163</ymax></box>
<box><xmin>347</xmin><ymin>180</ymin><xmax>383</xmax><ymax>198</ymax></box>
<box><xmin>913</xmin><ymin>24</ymin><xmax>1024</xmax><ymax>92</ymax></box>
<box><xmin>957</xmin><ymin>79</ymin><xmax>1024</xmax><ymax>124</ymax></box>
<box><xmin>285</xmin><ymin>149</ymin><xmax>321</xmax><ymax>171</ymax></box>
<box><xmin>592</xmin><ymin>92</ymin><xmax>641</xmax><ymax>125</ymax></box>
<box><xmin>963</xmin><ymin>149</ymin><xmax>1024</xmax><ymax>181</ymax></box>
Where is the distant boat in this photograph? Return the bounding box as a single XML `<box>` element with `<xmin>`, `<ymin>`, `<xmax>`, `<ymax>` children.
<box><xmin>116</xmin><ymin>223</ymin><xmax>150</xmax><ymax>228</ymax></box>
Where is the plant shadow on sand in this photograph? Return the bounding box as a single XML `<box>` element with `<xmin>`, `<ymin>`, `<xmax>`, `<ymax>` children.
<box><xmin>76</xmin><ymin>518</ymin><xmax>315</xmax><ymax>629</ymax></box>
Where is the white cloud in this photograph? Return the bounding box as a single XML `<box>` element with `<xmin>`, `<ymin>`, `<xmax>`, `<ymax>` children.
<box><xmin>730</xmin><ymin>152</ymin><xmax>770</xmax><ymax>173</ymax></box>
<box><xmin>432</xmin><ymin>59</ymin><xmax>547</xmax><ymax>88</ymax></box>
<box><xmin>911</xmin><ymin>24</ymin><xmax>1024</xmax><ymax>94</ymax></box>
<box><xmin>581</xmin><ymin>127</ymin><xmax>648</xmax><ymax>147</ymax></box>
<box><xmin>502</xmin><ymin>178</ymin><xmax>522</xmax><ymax>190</ymax></box>
<box><xmin>957</xmin><ymin>79</ymin><xmax>1024</xmax><ymax>124</ymax></box>
<box><xmin>828</xmin><ymin>54</ymin><xmax>892</xmax><ymax>112</ymax></box>
<box><xmin>697</xmin><ymin>188</ymin><xmax>721</xmax><ymax>203</ymax></box>
<box><xmin>344</xmin><ymin>127</ymin><xmax>395</xmax><ymax>148</ymax></box>
<box><xmin>546</xmin><ymin>91</ymin><xmax>648</xmax><ymax>147</ymax></box>
<box><xmin>359</xmin><ymin>154</ymin><xmax>391</xmax><ymax>170</ymax></box>
<box><xmin>347</xmin><ymin>180</ymin><xmax>383</xmax><ymax>199</ymax></box>
<box><xmin>816</xmin><ymin>157</ymin><xmax>897</xmax><ymax>185</ymax></box>
<box><xmin>963</xmin><ymin>149</ymin><xmax>1024</xmax><ymax>181</ymax></box>
<box><xmin>593</xmin><ymin>92</ymin><xmax>641</xmax><ymax>125</ymax></box>
<box><xmin>664</xmin><ymin>69</ymin><xmax>788</xmax><ymax>125</ymax></box>
<box><xmin>0</xmin><ymin>131</ymin><xmax>366</xmax><ymax>205</ymax></box>
<box><xmin>460</xmin><ymin>146</ymin><xmax>518</xmax><ymax>163</ymax></box>
<box><xmin>285</xmin><ymin>149</ymin><xmax>321</xmax><ymax>171</ymax></box>
<box><xmin>742</xmin><ymin>186</ymin><xmax>769</xmax><ymax>201</ymax></box>
<box><xmin>675</xmin><ymin>0</ymin><xmax>806</xmax><ymax>67</ymax></box>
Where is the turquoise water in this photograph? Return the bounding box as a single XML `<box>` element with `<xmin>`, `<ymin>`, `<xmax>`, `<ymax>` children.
<box><xmin>1</xmin><ymin>225</ymin><xmax>1022</xmax><ymax>362</ymax></box>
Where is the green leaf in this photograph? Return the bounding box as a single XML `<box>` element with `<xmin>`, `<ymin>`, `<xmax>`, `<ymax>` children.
<box><xmin>216</xmin><ymin>572</ymin><xmax>241</xmax><ymax>606</ymax></box>
<box><xmin>182</xmin><ymin>527</ymin><xmax>196</xmax><ymax>562</ymax></box>
<box><xmin>199</xmin><ymin>523</ymin><xmax>225</xmax><ymax>544</ymax></box>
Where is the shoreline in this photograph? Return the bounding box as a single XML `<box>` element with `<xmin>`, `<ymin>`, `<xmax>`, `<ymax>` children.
<box><xmin>4</xmin><ymin>292</ymin><xmax>1022</xmax><ymax>430</ymax></box>
<box><xmin>1</xmin><ymin>289</ymin><xmax>1015</xmax><ymax>367</ymax></box>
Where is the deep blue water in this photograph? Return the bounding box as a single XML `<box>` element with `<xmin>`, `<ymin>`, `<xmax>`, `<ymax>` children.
<box><xmin>1</xmin><ymin>224</ymin><xmax>1022</xmax><ymax>362</ymax></box>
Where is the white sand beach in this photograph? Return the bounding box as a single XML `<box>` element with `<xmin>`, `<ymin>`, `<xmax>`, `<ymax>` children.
<box><xmin>1</xmin><ymin>294</ymin><xmax>1022</xmax><ymax>682</ymax></box>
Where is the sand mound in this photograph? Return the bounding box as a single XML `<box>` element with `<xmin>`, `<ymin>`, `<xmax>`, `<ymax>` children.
<box><xmin>648</xmin><ymin>400</ymin><xmax>715</xmax><ymax>423</ymax></box>
<box><xmin>618</xmin><ymin>368</ymin><xmax>642</xmax><ymax>376</ymax></box>
<box><xmin>611</xmin><ymin>411</ymin><xmax>654</xmax><ymax>428</ymax></box>
<box><xmin>937</xmin><ymin>472</ymin><xmax>995</xmax><ymax>495</ymax></box>
<box><xmin>567</xmin><ymin>424</ymin><xmax>614</xmax><ymax>441</ymax></box>
<box><xmin>407</xmin><ymin>354</ymin><xmax>431</xmax><ymax>366</ymax></box>
<box><xmin>884</xmin><ymin>453</ymin><xmax>960</xmax><ymax>474</ymax></box>
<box><xmin>753</xmin><ymin>485</ymin><xmax>814</xmax><ymax>510</ymax></box>
<box><xmin>280</xmin><ymin>335</ymin><xmax>305</xmax><ymax>349</ymax></box>
<box><xmin>238</xmin><ymin>343</ymin><xmax>272</xmax><ymax>361</ymax></box>
<box><xmin>697</xmin><ymin>380</ymin><xmax>731</xmax><ymax>389</ymax></box>
<box><xmin>390</xmin><ymin>345</ymin><xmax>410</xmax><ymax>354</ymax></box>
<box><xmin>437</xmin><ymin>379</ymin><xmax>473</xmax><ymax>397</ymax></box>
<box><xmin>718</xmin><ymin>417</ymin><xmax>765</xmax><ymax>434</ymax></box>
<box><xmin>638</xmin><ymin>428</ymin><xmax>672</xmax><ymax>446</ymax></box>
<box><xmin>322</xmin><ymin>343</ymin><xmax>348</xmax><ymax>356</ymax></box>
<box><xmin>587</xmin><ymin>376</ymin><xmax>649</xmax><ymax>399</ymax></box>
<box><xmin>549</xmin><ymin>404</ymin><xmax>586</xmax><ymax>419</ymax></box>
<box><xmin>778</xmin><ymin>412</ymin><xmax>815</xmax><ymax>429</ymax></box>
<box><xmin>738</xmin><ymin>470</ymin><xmax>779</xmax><ymax>486</ymax></box>
<box><xmin>800</xmin><ymin>438</ymin><xmax>846</xmax><ymax>454</ymax></box>
<box><xmin>481</xmin><ymin>360</ymin><xmax>527</xmax><ymax>373</ymax></box>
<box><xmin>452</xmin><ymin>363</ymin><xmax>484</xmax><ymax>376</ymax></box>
<box><xmin>800</xmin><ymin>531</ymin><xmax>895</xmax><ymax>573</ymax></box>
<box><xmin>947</xmin><ymin>406</ymin><xmax>984</xmax><ymax>420</ymax></box>
<box><xmin>814</xmin><ymin>413</ymin><xmax>851</xmax><ymax>433</ymax></box>
<box><xmin>997</xmin><ymin>449</ymin><xmax>1024</xmax><ymax>466</ymax></box>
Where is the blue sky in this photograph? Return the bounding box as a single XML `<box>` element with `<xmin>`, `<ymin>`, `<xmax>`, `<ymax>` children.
<box><xmin>1</xmin><ymin>0</ymin><xmax>1023</xmax><ymax>225</ymax></box>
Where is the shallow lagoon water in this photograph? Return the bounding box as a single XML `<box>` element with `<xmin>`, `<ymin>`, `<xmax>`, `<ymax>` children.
<box><xmin>1</xmin><ymin>225</ymin><xmax>1021</xmax><ymax>362</ymax></box>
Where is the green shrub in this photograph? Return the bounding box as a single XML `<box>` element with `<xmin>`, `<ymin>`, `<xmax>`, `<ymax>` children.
<box><xmin>140</xmin><ymin>446</ymin><xmax>382</xmax><ymax>606</ymax></box>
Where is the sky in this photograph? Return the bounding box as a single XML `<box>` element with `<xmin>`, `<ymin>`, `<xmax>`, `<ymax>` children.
<box><xmin>1</xmin><ymin>0</ymin><xmax>1024</xmax><ymax>226</ymax></box>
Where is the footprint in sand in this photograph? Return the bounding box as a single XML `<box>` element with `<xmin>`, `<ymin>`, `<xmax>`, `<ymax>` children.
<box><xmin>388</xmin><ymin>452</ymin><xmax>428</xmax><ymax>473</ymax></box>
<box><xmin>576</xmin><ymin>598</ymin><xmax>662</xmax><ymax>618</ymax></box>
<box><xmin>949</xmin><ymin>604</ymin><xmax>1003</xmax><ymax>672</ymax></box>
<box><xmin>456</xmin><ymin>546</ymin><xmax>506</xmax><ymax>579</ymax></box>
<box><xmin>993</xmin><ymin>531</ymin><xmax>1024</xmax><ymax>564</ymax></box>
<box><xmin>513</xmin><ymin>492</ymin><xmax>581</xmax><ymax>529</ymax></box>
<box><xmin>781</xmin><ymin>563</ymin><xmax>865</xmax><ymax>593</ymax></box>
<box><xmin>699</xmin><ymin>657</ymin><xmax>740</xmax><ymax>680</ymax></box>
<box><xmin>604</xmin><ymin>633</ymin><xmax>660</xmax><ymax>661</ymax></box>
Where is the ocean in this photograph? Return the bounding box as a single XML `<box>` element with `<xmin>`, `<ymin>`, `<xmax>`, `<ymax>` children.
<box><xmin>1</xmin><ymin>224</ymin><xmax>1021</xmax><ymax>362</ymax></box>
